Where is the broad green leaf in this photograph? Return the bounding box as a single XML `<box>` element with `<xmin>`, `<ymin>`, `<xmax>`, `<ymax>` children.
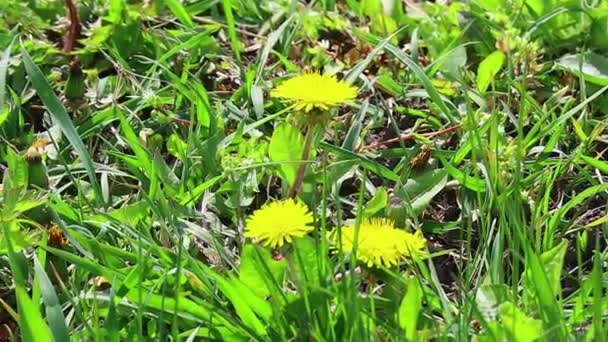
<box><xmin>475</xmin><ymin>282</ymin><xmax>510</xmax><ymax>322</ymax></box>
<box><xmin>590</xmin><ymin>15</ymin><xmax>608</xmax><ymax>49</ymax></box>
<box><xmin>167</xmin><ymin>133</ymin><xmax>188</xmax><ymax>160</ymax></box>
<box><xmin>87</xmin><ymin>201</ymin><xmax>150</xmax><ymax>227</ymax></box>
<box><xmin>106</xmin><ymin>0</ymin><xmax>124</xmax><ymax>24</ymax></box>
<box><xmin>291</xmin><ymin>237</ymin><xmax>323</xmax><ymax>287</ymax></box>
<box><xmin>376</xmin><ymin>75</ymin><xmax>401</xmax><ymax>96</ymax></box>
<box><xmin>440</xmin><ymin>45</ymin><xmax>467</xmax><ymax>76</ymax></box>
<box><xmin>114</xmin><ymin>263</ymin><xmax>146</xmax><ymax>298</ymax></box>
<box><xmin>13</xmin><ymin>198</ymin><xmax>46</xmax><ymax>215</ymax></box>
<box><xmin>0</xmin><ymin>224</ymin><xmax>36</xmax><ymax>254</ymax></box>
<box><xmin>396</xmin><ymin>169</ymin><xmax>448</xmax><ymax>214</ymax></box>
<box><xmin>526</xmin><ymin>240</ymin><xmax>568</xmax><ymax>296</ymax></box>
<box><xmin>0</xmin><ymin>107</ymin><xmax>9</xmax><ymax>127</ymax></box>
<box><xmin>269</xmin><ymin>122</ymin><xmax>305</xmax><ymax>186</ymax></box>
<box><xmin>370</xmin><ymin>13</ymin><xmax>398</xmax><ymax>44</ymax></box>
<box><xmin>477</xmin><ymin>50</ymin><xmax>505</xmax><ymax>93</ymax></box>
<box><xmin>362</xmin><ymin>186</ymin><xmax>387</xmax><ymax>218</ymax></box>
<box><xmin>126</xmin><ymin>288</ymin><xmax>215</xmax><ymax>322</ymax></box>
<box><xmin>3</xmin><ymin>222</ymin><xmax>53</xmax><ymax>342</ymax></box>
<box><xmin>6</xmin><ymin>148</ymin><xmax>28</xmax><ymax>190</ymax></box>
<box><xmin>556</xmin><ymin>53</ymin><xmax>608</xmax><ymax>86</ymax></box>
<box><xmin>500</xmin><ymin>302</ymin><xmax>543</xmax><ymax>342</ymax></box>
<box><xmin>226</xmin><ymin>277</ymin><xmax>274</xmax><ymax>323</ymax></box>
<box><xmin>46</xmin><ymin>247</ymin><xmax>113</xmax><ymax>277</ymax></box>
<box><xmin>239</xmin><ymin>244</ymin><xmax>287</xmax><ymax>298</ymax></box>
<box><xmin>478</xmin><ymin>321</ymin><xmax>505</xmax><ymax>342</ymax></box>
<box><xmin>522</xmin><ymin>245</ymin><xmax>566</xmax><ymax>335</ymax></box>
<box><xmin>398</xmin><ymin>278</ymin><xmax>422</xmax><ymax>340</ymax></box>
<box><xmin>207</xmin><ymin>274</ymin><xmax>267</xmax><ymax>335</ymax></box>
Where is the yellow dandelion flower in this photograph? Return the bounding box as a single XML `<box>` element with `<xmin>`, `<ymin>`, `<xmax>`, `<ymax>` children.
<box><xmin>271</xmin><ymin>73</ymin><xmax>358</xmax><ymax>112</ymax></box>
<box><xmin>401</xmin><ymin>230</ymin><xmax>428</xmax><ymax>260</ymax></box>
<box><xmin>331</xmin><ymin>218</ymin><xmax>427</xmax><ymax>268</ymax></box>
<box><xmin>245</xmin><ymin>199</ymin><xmax>314</xmax><ymax>248</ymax></box>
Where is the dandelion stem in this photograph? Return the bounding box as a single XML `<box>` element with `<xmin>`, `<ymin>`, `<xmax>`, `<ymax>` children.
<box><xmin>288</xmin><ymin>123</ymin><xmax>314</xmax><ymax>198</ymax></box>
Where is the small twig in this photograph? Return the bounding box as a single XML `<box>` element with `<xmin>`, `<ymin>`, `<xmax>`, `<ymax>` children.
<box><xmin>64</xmin><ymin>0</ymin><xmax>80</xmax><ymax>53</ymax></box>
<box><xmin>355</xmin><ymin>124</ymin><xmax>462</xmax><ymax>153</ymax></box>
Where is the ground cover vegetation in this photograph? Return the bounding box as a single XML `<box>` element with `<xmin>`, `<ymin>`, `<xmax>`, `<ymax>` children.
<box><xmin>2</xmin><ymin>0</ymin><xmax>608</xmax><ymax>340</ymax></box>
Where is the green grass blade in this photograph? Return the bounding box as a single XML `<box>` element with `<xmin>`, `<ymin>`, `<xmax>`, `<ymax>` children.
<box><xmin>15</xmin><ymin>287</ymin><xmax>54</xmax><ymax>342</ymax></box>
<box><xmin>357</xmin><ymin>30</ymin><xmax>457</xmax><ymax>124</ymax></box>
<box><xmin>2</xmin><ymin>223</ymin><xmax>53</xmax><ymax>342</ymax></box>
<box><xmin>20</xmin><ymin>43</ymin><xmax>103</xmax><ymax>206</ymax></box>
<box><xmin>320</xmin><ymin>142</ymin><xmax>399</xmax><ymax>181</ymax></box>
<box><xmin>34</xmin><ymin>256</ymin><xmax>70</xmax><ymax>342</ymax></box>
<box><xmin>222</xmin><ymin>0</ymin><xmax>241</xmax><ymax>62</ymax></box>
<box><xmin>165</xmin><ymin>0</ymin><xmax>194</xmax><ymax>28</ymax></box>
<box><xmin>0</xmin><ymin>38</ymin><xmax>15</xmax><ymax>115</ymax></box>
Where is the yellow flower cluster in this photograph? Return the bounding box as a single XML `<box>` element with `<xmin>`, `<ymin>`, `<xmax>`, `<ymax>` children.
<box><xmin>330</xmin><ymin>218</ymin><xmax>427</xmax><ymax>268</ymax></box>
<box><xmin>245</xmin><ymin>200</ymin><xmax>427</xmax><ymax>268</ymax></box>
<box><xmin>271</xmin><ymin>72</ymin><xmax>357</xmax><ymax>112</ymax></box>
<box><xmin>243</xmin><ymin>73</ymin><xmax>428</xmax><ymax>268</ymax></box>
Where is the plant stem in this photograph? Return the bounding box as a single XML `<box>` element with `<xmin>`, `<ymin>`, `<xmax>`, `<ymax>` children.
<box><xmin>288</xmin><ymin>123</ymin><xmax>314</xmax><ymax>198</ymax></box>
<box><xmin>64</xmin><ymin>0</ymin><xmax>80</xmax><ymax>53</ymax></box>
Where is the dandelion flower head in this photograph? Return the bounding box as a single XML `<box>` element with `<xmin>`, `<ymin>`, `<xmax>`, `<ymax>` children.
<box><xmin>245</xmin><ymin>199</ymin><xmax>314</xmax><ymax>248</ymax></box>
<box><xmin>331</xmin><ymin>218</ymin><xmax>427</xmax><ymax>268</ymax></box>
<box><xmin>271</xmin><ymin>72</ymin><xmax>357</xmax><ymax>112</ymax></box>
